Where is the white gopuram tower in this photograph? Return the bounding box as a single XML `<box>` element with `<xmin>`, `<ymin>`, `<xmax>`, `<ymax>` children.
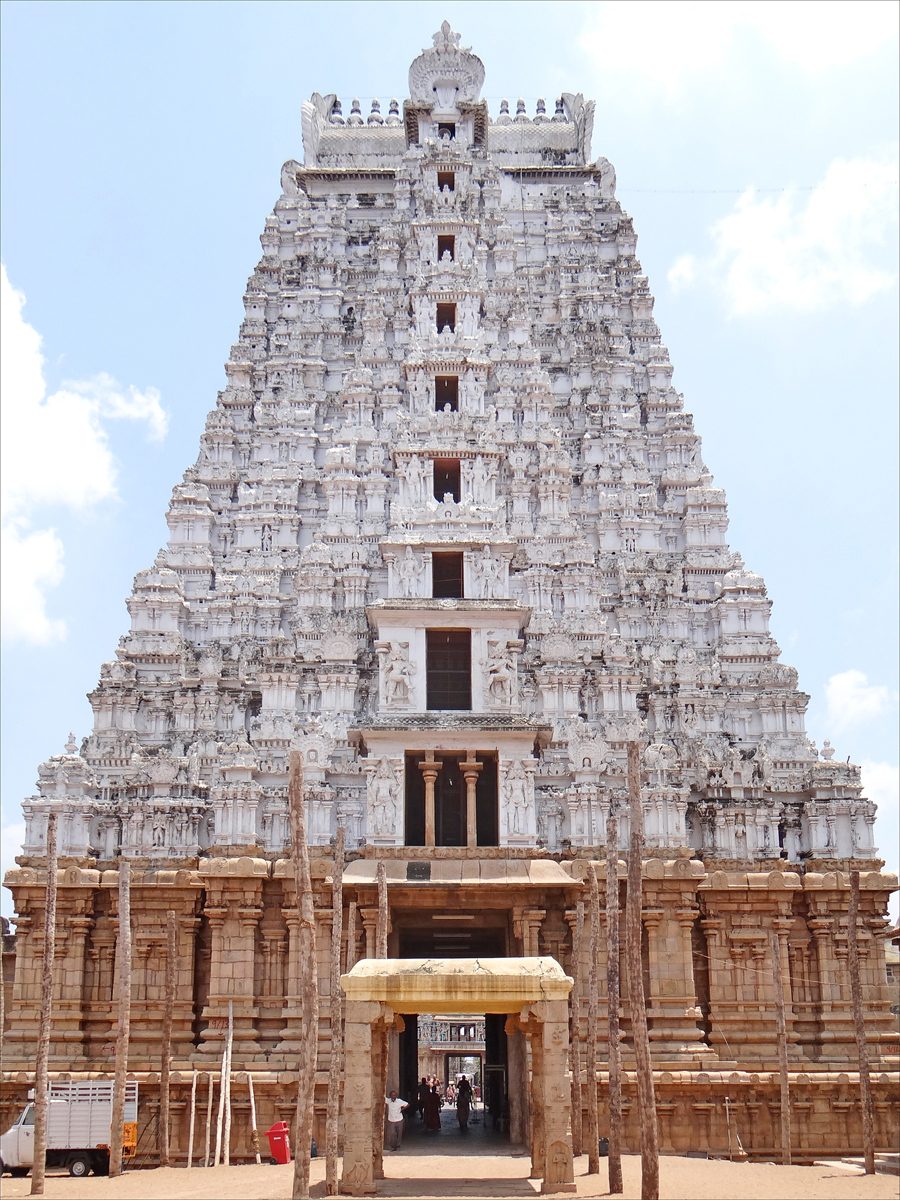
<box><xmin>5</xmin><ymin>23</ymin><xmax>896</xmax><ymax>1167</ymax></box>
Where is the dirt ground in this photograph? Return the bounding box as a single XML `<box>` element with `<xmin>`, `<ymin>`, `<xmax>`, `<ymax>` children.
<box><xmin>2</xmin><ymin>1154</ymin><xmax>896</xmax><ymax>1200</ymax></box>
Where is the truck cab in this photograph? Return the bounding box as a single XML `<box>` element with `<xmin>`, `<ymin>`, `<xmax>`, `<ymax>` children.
<box><xmin>0</xmin><ymin>1103</ymin><xmax>35</xmax><ymax>1176</ymax></box>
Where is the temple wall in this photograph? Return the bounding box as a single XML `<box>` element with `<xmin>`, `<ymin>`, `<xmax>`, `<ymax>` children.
<box><xmin>2</xmin><ymin>849</ymin><xmax>897</xmax><ymax>1161</ymax></box>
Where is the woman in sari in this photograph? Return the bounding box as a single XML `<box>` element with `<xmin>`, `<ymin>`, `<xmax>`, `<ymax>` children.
<box><xmin>456</xmin><ymin>1075</ymin><xmax>472</xmax><ymax>1130</ymax></box>
<box><xmin>424</xmin><ymin>1084</ymin><xmax>442</xmax><ymax>1131</ymax></box>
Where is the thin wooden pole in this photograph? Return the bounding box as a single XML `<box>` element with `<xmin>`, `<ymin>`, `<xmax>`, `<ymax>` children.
<box><xmin>290</xmin><ymin>749</ymin><xmax>318</xmax><ymax>1200</ymax></box>
<box><xmin>770</xmin><ymin>932</ymin><xmax>791</xmax><ymax>1165</ymax></box>
<box><xmin>326</xmin><ymin>825</ymin><xmax>346</xmax><ymax>1196</ymax></box>
<box><xmin>213</xmin><ymin>1042</ymin><xmax>227</xmax><ymax>1166</ymax></box>
<box><xmin>606</xmin><ymin>813</ymin><xmax>623</xmax><ymax>1195</ymax></box>
<box><xmin>346</xmin><ymin>901</ymin><xmax>358</xmax><ymax>972</ymax></box>
<box><xmin>626</xmin><ymin>740</ymin><xmax>658</xmax><ymax>1200</ymax></box>
<box><xmin>248</xmin><ymin>1072</ymin><xmax>262</xmax><ymax>1164</ymax></box>
<box><xmin>187</xmin><ymin>1070</ymin><xmax>198</xmax><ymax>1168</ymax></box>
<box><xmin>204</xmin><ymin>1070</ymin><xmax>214</xmax><ymax>1168</ymax></box>
<box><xmin>376</xmin><ymin>861</ymin><xmax>388</xmax><ymax>958</ymax></box>
<box><xmin>568</xmin><ymin>900</ymin><xmax>584</xmax><ymax>1157</ymax></box>
<box><xmin>109</xmin><ymin>858</ymin><xmax>132</xmax><ymax>1178</ymax></box>
<box><xmin>586</xmin><ymin>862</ymin><xmax>600</xmax><ymax>1175</ymax></box>
<box><xmin>29</xmin><ymin>811</ymin><xmax>58</xmax><ymax>1197</ymax></box>
<box><xmin>222</xmin><ymin>999</ymin><xmax>234</xmax><ymax>1166</ymax></box>
<box><xmin>848</xmin><ymin>870</ymin><xmax>876</xmax><ymax>1173</ymax></box>
<box><xmin>159</xmin><ymin>909</ymin><xmax>177</xmax><ymax>1166</ymax></box>
<box><xmin>374</xmin><ymin>861</ymin><xmax>390</xmax><ymax>1181</ymax></box>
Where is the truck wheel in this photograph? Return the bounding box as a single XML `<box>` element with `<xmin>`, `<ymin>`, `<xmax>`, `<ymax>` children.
<box><xmin>68</xmin><ymin>1156</ymin><xmax>92</xmax><ymax>1177</ymax></box>
<box><xmin>10</xmin><ymin>1168</ymin><xmax>30</xmax><ymax>1177</ymax></box>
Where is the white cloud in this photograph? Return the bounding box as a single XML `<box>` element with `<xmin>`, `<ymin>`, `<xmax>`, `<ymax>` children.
<box><xmin>1</xmin><ymin>265</ymin><xmax>167</xmax><ymax>645</ymax></box>
<box><xmin>861</xmin><ymin>761</ymin><xmax>899</xmax><ymax>916</ymax></box>
<box><xmin>668</xmin><ymin>155</ymin><xmax>898</xmax><ymax>315</ymax></box>
<box><xmin>581</xmin><ymin>2</ymin><xmax>898</xmax><ymax>91</ymax></box>
<box><xmin>825</xmin><ymin>669</ymin><xmax>898</xmax><ymax>732</ymax></box>
<box><xmin>0</xmin><ymin>822</ymin><xmax>27</xmax><ymax>918</ymax></box>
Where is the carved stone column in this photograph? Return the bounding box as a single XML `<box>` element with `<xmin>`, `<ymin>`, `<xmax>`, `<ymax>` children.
<box><xmin>196</xmin><ymin>858</ymin><xmax>266</xmax><ymax>1061</ymax></box>
<box><xmin>360</xmin><ymin>906</ymin><xmax>380</xmax><ymax>958</ymax></box>
<box><xmin>538</xmin><ymin>998</ymin><xmax>576</xmax><ymax>1194</ymax></box>
<box><xmin>341</xmin><ymin>998</ymin><xmax>379</xmax><ymax>1196</ymax></box>
<box><xmin>461</xmin><ymin>752</ymin><xmax>483</xmax><ymax>848</ymax></box>
<box><xmin>418</xmin><ymin>751</ymin><xmax>443</xmax><ymax>847</ymax></box>
<box><xmin>513</xmin><ymin>907</ymin><xmax>546</xmax><ymax>957</ymax></box>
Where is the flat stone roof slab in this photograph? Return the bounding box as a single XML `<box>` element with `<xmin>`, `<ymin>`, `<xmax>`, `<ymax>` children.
<box><xmin>341</xmin><ymin>955</ymin><xmax>572</xmax><ymax>1012</ymax></box>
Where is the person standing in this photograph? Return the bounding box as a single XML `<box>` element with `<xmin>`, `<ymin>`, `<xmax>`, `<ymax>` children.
<box><xmin>424</xmin><ymin>1084</ymin><xmax>442</xmax><ymax>1131</ymax></box>
<box><xmin>384</xmin><ymin>1090</ymin><xmax>409</xmax><ymax>1151</ymax></box>
<box><xmin>416</xmin><ymin>1076</ymin><xmax>429</xmax><ymax>1120</ymax></box>
<box><xmin>456</xmin><ymin>1075</ymin><xmax>472</xmax><ymax>1130</ymax></box>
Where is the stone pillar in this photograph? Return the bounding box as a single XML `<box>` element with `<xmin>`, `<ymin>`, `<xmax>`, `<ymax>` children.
<box><xmin>640</xmin><ymin>858</ymin><xmax>711</xmax><ymax>1058</ymax></box>
<box><xmin>360</xmin><ymin>907</ymin><xmax>379</xmax><ymax>958</ymax></box>
<box><xmin>461</xmin><ymin>752</ymin><xmax>483</xmax><ymax>849</ymax></box>
<box><xmin>538</xmin><ymin>998</ymin><xmax>576</xmax><ymax>1194</ymax></box>
<box><xmin>341</xmin><ymin>999</ymin><xmax>379</xmax><ymax>1195</ymax></box>
<box><xmin>514</xmin><ymin>907</ymin><xmax>546</xmax><ymax>957</ymax></box>
<box><xmin>418</xmin><ymin>752</ymin><xmax>443</xmax><ymax>848</ymax></box>
<box><xmin>506</xmin><ymin>1018</ymin><xmax>530</xmax><ymax>1148</ymax></box>
<box><xmin>277</xmin><ymin>905</ymin><xmax>303</xmax><ymax>1053</ymax></box>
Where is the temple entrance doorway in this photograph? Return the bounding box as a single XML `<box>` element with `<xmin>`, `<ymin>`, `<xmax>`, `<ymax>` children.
<box><xmin>340</xmin><ymin>958</ymin><xmax>575</xmax><ymax>1196</ymax></box>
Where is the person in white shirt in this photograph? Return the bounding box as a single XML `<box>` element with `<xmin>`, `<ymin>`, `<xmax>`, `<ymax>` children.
<box><xmin>384</xmin><ymin>1091</ymin><xmax>409</xmax><ymax>1150</ymax></box>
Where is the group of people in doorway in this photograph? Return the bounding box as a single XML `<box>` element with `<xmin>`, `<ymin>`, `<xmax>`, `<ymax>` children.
<box><xmin>383</xmin><ymin>1075</ymin><xmax>476</xmax><ymax>1150</ymax></box>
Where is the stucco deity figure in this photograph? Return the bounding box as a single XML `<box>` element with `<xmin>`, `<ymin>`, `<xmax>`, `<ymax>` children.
<box><xmin>383</xmin><ymin>642</ymin><xmax>415</xmax><ymax>704</ymax></box>
<box><xmin>474</xmin><ymin>545</ymin><xmax>503</xmax><ymax>598</ymax></box>
<box><xmin>485</xmin><ymin>637</ymin><xmax>515</xmax><ymax>706</ymax></box>
<box><xmin>503</xmin><ymin>760</ymin><xmax>530</xmax><ymax>836</ymax></box>
<box><xmin>400</xmin><ymin>455</ymin><xmax>426</xmax><ymax>506</ymax></box>
<box><xmin>396</xmin><ymin>546</ymin><xmax>420</xmax><ymax>598</ymax></box>
<box><xmin>370</xmin><ymin>760</ymin><xmax>398</xmax><ymax>835</ymax></box>
<box><xmin>538</xmin><ymin>794</ymin><xmax>564</xmax><ymax>850</ymax></box>
<box><xmin>470</xmin><ymin>456</ymin><xmax>496</xmax><ymax>504</ymax></box>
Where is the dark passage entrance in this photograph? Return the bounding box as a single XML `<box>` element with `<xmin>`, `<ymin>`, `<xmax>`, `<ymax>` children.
<box><xmin>404</xmin><ymin>753</ymin><xmax>498</xmax><ymax>846</ymax></box>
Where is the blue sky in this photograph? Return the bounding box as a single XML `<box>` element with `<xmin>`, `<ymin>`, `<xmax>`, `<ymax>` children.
<box><xmin>2</xmin><ymin>0</ymin><xmax>897</xmax><ymax>916</ymax></box>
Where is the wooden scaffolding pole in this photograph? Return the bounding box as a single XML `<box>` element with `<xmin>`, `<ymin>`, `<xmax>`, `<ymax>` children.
<box><xmin>585</xmin><ymin>862</ymin><xmax>600</xmax><ymax>1175</ymax></box>
<box><xmin>770</xmin><ymin>932</ymin><xmax>791</xmax><ymax>1166</ymax></box>
<box><xmin>326</xmin><ymin>825</ymin><xmax>346</xmax><ymax>1196</ymax></box>
<box><xmin>373</xmin><ymin>861</ymin><xmax>389</xmax><ymax>1180</ymax></box>
<box><xmin>109</xmin><ymin>858</ymin><xmax>133</xmax><ymax>1178</ymax></box>
<box><xmin>290</xmin><ymin>749</ymin><xmax>318</xmax><ymax>1200</ymax></box>
<box><xmin>346</xmin><ymin>901</ymin><xmax>358</xmax><ymax>972</ymax></box>
<box><xmin>848</xmin><ymin>870</ymin><xmax>876</xmax><ymax>1174</ymax></box>
<box><xmin>606</xmin><ymin>812</ymin><xmax>623</xmax><ymax>1195</ymax></box>
<box><xmin>158</xmin><ymin>909</ymin><xmax>177</xmax><ymax>1167</ymax></box>
<box><xmin>186</xmin><ymin>1070</ymin><xmax>198</xmax><ymax>1168</ymax></box>
<box><xmin>248</xmin><ymin>1072</ymin><xmax>261</xmax><ymax>1164</ymax></box>
<box><xmin>625</xmin><ymin>740</ymin><xmax>658</xmax><ymax>1200</ymax></box>
<box><xmin>203</xmin><ymin>1071</ymin><xmax>214</xmax><ymax>1168</ymax></box>
<box><xmin>568</xmin><ymin>900</ymin><xmax>584</xmax><ymax>1157</ymax></box>
<box><xmin>376</xmin><ymin>860</ymin><xmax>388</xmax><ymax>957</ymax></box>
<box><xmin>222</xmin><ymin>1000</ymin><xmax>235</xmax><ymax>1166</ymax></box>
<box><xmin>29</xmin><ymin>811</ymin><xmax>58</xmax><ymax>1197</ymax></box>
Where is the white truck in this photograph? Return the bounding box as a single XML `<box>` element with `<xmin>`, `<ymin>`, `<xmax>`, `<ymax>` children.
<box><xmin>0</xmin><ymin>1080</ymin><xmax>138</xmax><ymax>1178</ymax></box>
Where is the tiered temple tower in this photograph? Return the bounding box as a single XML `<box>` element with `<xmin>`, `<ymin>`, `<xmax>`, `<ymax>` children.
<box><xmin>3</xmin><ymin>23</ymin><xmax>897</xmax><ymax>1166</ymax></box>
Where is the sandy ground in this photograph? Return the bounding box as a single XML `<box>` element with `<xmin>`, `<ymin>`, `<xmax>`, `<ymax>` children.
<box><xmin>2</xmin><ymin>1155</ymin><xmax>897</xmax><ymax>1200</ymax></box>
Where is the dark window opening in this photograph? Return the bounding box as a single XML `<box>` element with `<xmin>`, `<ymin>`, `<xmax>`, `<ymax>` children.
<box><xmin>404</xmin><ymin>751</ymin><xmax>497</xmax><ymax>845</ymax></box>
<box><xmin>426</xmin><ymin>629</ymin><xmax>471</xmax><ymax>710</ymax></box>
<box><xmin>437</xmin><ymin>171</ymin><xmax>455</xmax><ymax>190</ymax></box>
<box><xmin>433</xmin><ymin>458</ymin><xmax>461</xmax><ymax>502</ymax></box>
<box><xmin>435</xmin><ymin>375</ymin><xmax>459</xmax><ymax>411</ymax></box>
<box><xmin>437</xmin><ymin>234</ymin><xmax>456</xmax><ymax>262</ymax></box>
<box><xmin>432</xmin><ymin>551</ymin><xmax>464</xmax><ymax>598</ymax></box>
<box><xmin>436</xmin><ymin>302</ymin><xmax>456</xmax><ymax>333</ymax></box>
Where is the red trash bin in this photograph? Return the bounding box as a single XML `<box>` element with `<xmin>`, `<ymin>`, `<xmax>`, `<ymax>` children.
<box><xmin>264</xmin><ymin>1120</ymin><xmax>291</xmax><ymax>1164</ymax></box>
